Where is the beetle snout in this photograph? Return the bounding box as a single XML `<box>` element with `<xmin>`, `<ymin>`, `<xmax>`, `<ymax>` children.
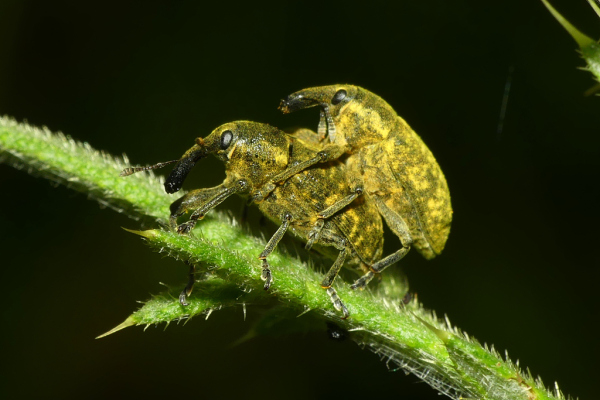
<box><xmin>278</xmin><ymin>94</ymin><xmax>320</xmax><ymax>114</ymax></box>
<box><xmin>164</xmin><ymin>145</ymin><xmax>207</xmax><ymax>194</ymax></box>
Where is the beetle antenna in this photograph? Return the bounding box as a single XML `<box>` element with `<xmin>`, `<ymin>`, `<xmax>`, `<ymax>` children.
<box><xmin>120</xmin><ymin>160</ymin><xmax>178</xmax><ymax>177</ymax></box>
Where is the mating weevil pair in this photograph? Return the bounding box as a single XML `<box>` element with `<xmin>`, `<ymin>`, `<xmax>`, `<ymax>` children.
<box><xmin>122</xmin><ymin>85</ymin><xmax>452</xmax><ymax>318</ymax></box>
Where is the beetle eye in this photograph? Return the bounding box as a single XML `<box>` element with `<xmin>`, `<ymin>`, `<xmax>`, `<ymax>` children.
<box><xmin>220</xmin><ymin>130</ymin><xmax>233</xmax><ymax>150</ymax></box>
<box><xmin>331</xmin><ymin>89</ymin><xmax>347</xmax><ymax>105</ymax></box>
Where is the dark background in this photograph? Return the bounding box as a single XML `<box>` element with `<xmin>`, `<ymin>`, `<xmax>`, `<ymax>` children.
<box><xmin>1</xmin><ymin>1</ymin><xmax>598</xmax><ymax>399</ymax></box>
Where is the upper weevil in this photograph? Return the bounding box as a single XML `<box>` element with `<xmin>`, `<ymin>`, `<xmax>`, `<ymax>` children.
<box><xmin>273</xmin><ymin>85</ymin><xmax>452</xmax><ymax>288</ymax></box>
<box><xmin>122</xmin><ymin>121</ymin><xmax>387</xmax><ymax>318</ymax></box>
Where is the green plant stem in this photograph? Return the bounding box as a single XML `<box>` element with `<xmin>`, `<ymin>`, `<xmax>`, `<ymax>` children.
<box><xmin>542</xmin><ymin>0</ymin><xmax>600</xmax><ymax>90</ymax></box>
<box><xmin>0</xmin><ymin>117</ymin><xmax>567</xmax><ymax>400</ymax></box>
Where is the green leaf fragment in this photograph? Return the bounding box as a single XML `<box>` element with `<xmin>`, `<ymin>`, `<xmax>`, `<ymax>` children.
<box><xmin>587</xmin><ymin>0</ymin><xmax>600</xmax><ymax>19</ymax></box>
<box><xmin>541</xmin><ymin>0</ymin><xmax>595</xmax><ymax>48</ymax></box>
<box><xmin>541</xmin><ymin>0</ymin><xmax>600</xmax><ymax>86</ymax></box>
<box><xmin>97</xmin><ymin>276</ymin><xmax>265</xmax><ymax>338</ymax></box>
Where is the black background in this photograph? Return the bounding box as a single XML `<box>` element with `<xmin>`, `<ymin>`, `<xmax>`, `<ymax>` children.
<box><xmin>1</xmin><ymin>1</ymin><xmax>598</xmax><ymax>399</ymax></box>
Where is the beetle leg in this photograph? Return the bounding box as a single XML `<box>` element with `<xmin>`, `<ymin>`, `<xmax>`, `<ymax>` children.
<box><xmin>179</xmin><ymin>261</ymin><xmax>196</xmax><ymax>306</ymax></box>
<box><xmin>351</xmin><ymin>196</ymin><xmax>413</xmax><ymax>290</ymax></box>
<box><xmin>306</xmin><ymin>187</ymin><xmax>364</xmax><ymax>250</ymax></box>
<box><xmin>326</xmin><ymin>288</ymin><xmax>349</xmax><ymax>319</ymax></box>
<box><xmin>251</xmin><ymin>182</ymin><xmax>276</xmax><ymax>203</ymax></box>
<box><xmin>251</xmin><ymin>157</ymin><xmax>320</xmax><ymax>202</ymax></box>
<box><xmin>351</xmin><ymin>245</ymin><xmax>411</xmax><ymax>289</ymax></box>
<box><xmin>239</xmin><ymin>198</ymin><xmax>252</xmax><ymax>225</ymax></box>
<box><xmin>320</xmin><ymin>240</ymin><xmax>347</xmax><ymax>286</ymax></box>
<box><xmin>252</xmin><ymin>144</ymin><xmax>351</xmax><ymax>203</ymax></box>
<box><xmin>171</xmin><ymin>180</ymin><xmax>248</xmax><ymax>233</ymax></box>
<box><xmin>258</xmin><ymin>213</ymin><xmax>293</xmax><ymax>290</ymax></box>
<box><xmin>371</xmin><ymin>196</ymin><xmax>414</xmax><ymax>251</ymax></box>
<box><xmin>351</xmin><ymin>270</ymin><xmax>376</xmax><ymax>289</ymax></box>
<box><xmin>318</xmin><ymin>232</ymin><xmax>350</xmax><ymax>318</ymax></box>
<box><xmin>305</xmin><ymin>219</ymin><xmax>324</xmax><ymax>250</ymax></box>
<box><xmin>318</xmin><ymin>187</ymin><xmax>363</xmax><ymax>219</ymax></box>
<box><xmin>169</xmin><ymin>185</ymin><xmax>226</xmax><ymax>224</ymax></box>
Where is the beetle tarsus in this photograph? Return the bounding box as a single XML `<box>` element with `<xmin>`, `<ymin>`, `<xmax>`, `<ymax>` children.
<box><xmin>179</xmin><ymin>262</ymin><xmax>196</xmax><ymax>306</ymax></box>
<box><xmin>261</xmin><ymin>259</ymin><xmax>272</xmax><ymax>290</ymax></box>
<box><xmin>177</xmin><ymin>221</ymin><xmax>195</xmax><ymax>234</ymax></box>
<box><xmin>350</xmin><ymin>271</ymin><xmax>375</xmax><ymax>290</ymax></box>
<box><xmin>326</xmin><ymin>287</ymin><xmax>349</xmax><ymax>319</ymax></box>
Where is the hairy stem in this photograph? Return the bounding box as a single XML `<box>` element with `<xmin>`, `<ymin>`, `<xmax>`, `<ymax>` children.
<box><xmin>0</xmin><ymin>116</ymin><xmax>567</xmax><ymax>400</ymax></box>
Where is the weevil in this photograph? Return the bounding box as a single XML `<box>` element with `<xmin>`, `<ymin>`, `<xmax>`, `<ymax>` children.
<box><xmin>268</xmin><ymin>85</ymin><xmax>453</xmax><ymax>288</ymax></box>
<box><xmin>122</xmin><ymin>121</ymin><xmax>388</xmax><ymax>317</ymax></box>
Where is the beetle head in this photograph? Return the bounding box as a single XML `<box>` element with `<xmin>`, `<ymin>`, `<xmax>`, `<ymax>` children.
<box><xmin>278</xmin><ymin>85</ymin><xmax>358</xmax><ymax>117</ymax></box>
<box><xmin>165</xmin><ymin>121</ymin><xmax>291</xmax><ymax>194</ymax></box>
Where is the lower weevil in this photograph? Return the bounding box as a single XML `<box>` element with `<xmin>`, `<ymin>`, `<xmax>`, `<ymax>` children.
<box><xmin>123</xmin><ymin>121</ymin><xmax>394</xmax><ymax>317</ymax></box>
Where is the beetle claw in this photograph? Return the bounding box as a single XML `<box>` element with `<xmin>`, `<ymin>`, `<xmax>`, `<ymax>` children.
<box><xmin>177</xmin><ymin>222</ymin><xmax>194</xmax><ymax>234</ymax></box>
